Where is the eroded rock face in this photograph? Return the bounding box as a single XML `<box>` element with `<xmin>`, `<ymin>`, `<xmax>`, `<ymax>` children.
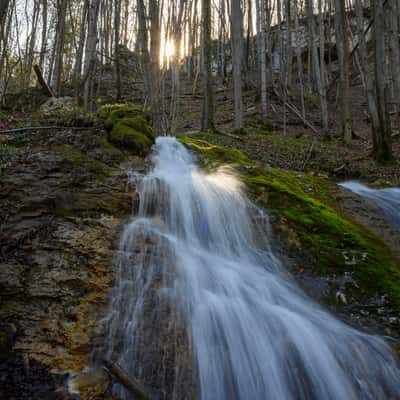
<box><xmin>0</xmin><ymin>126</ymin><xmax>143</xmax><ymax>397</ymax></box>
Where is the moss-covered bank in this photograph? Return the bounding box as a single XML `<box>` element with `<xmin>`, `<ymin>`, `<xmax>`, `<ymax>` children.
<box><xmin>180</xmin><ymin>135</ymin><xmax>400</xmax><ymax>310</ymax></box>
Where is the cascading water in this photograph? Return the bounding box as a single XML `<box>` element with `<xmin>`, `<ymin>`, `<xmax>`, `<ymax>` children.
<box><xmin>339</xmin><ymin>181</ymin><xmax>400</xmax><ymax>228</ymax></box>
<box><xmin>100</xmin><ymin>137</ymin><xmax>400</xmax><ymax>400</ymax></box>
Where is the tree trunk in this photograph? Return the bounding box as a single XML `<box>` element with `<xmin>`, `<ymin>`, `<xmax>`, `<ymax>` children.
<box><xmin>255</xmin><ymin>0</ymin><xmax>267</xmax><ymax>121</ymax></box>
<box><xmin>373</xmin><ymin>0</ymin><xmax>392</xmax><ymax>160</ymax></box>
<box><xmin>114</xmin><ymin>0</ymin><xmax>122</xmax><ymax>100</ymax></box>
<box><xmin>24</xmin><ymin>0</ymin><xmax>40</xmax><ymax>90</ymax></box>
<box><xmin>83</xmin><ymin>0</ymin><xmax>100</xmax><ymax>111</ymax></box>
<box><xmin>38</xmin><ymin>0</ymin><xmax>47</xmax><ymax>72</ymax></box>
<box><xmin>0</xmin><ymin>0</ymin><xmax>10</xmax><ymax>45</ymax></box>
<box><xmin>51</xmin><ymin>0</ymin><xmax>67</xmax><ymax>96</ymax></box>
<box><xmin>137</xmin><ymin>0</ymin><xmax>150</xmax><ymax>94</ymax></box>
<box><xmin>335</xmin><ymin>0</ymin><xmax>352</xmax><ymax>143</ymax></box>
<box><xmin>231</xmin><ymin>0</ymin><xmax>244</xmax><ymax>129</ymax></box>
<box><xmin>388</xmin><ymin>0</ymin><xmax>400</xmax><ymax>115</ymax></box>
<box><xmin>201</xmin><ymin>0</ymin><xmax>215</xmax><ymax>130</ymax></box>
<box><xmin>306</xmin><ymin>0</ymin><xmax>329</xmax><ymax>138</ymax></box>
<box><xmin>355</xmin><ymin>0</ymin><xmax>382</xmax><ymax>150</ymax></box>
<box><xmin>294</xmin><ymin>0</ymin><xmax>305</xmax><ymax>118</ymax></box>
<box><xmin>149</xmin><ymin>0</ymin><xmax>162</xmax><ymax>133</ymax></box>
<box><xmin>73</xmin><ymin>0</ymin><xmax>89</xmax><ymax>97</ymax></box>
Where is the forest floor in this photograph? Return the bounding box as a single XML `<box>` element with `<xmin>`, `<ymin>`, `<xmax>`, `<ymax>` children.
<box><xmin>173</xmin><ymin>79</ymin><xmax>400</xmax><ymax>186</ymax></box>
<box><xmin>3</xmin><ymin>81</ymin><xmax>400</xmax><ymax>187</ymax></box>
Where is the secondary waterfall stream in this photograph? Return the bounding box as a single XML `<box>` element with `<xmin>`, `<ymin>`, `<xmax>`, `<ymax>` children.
<box><xmin>100</xmin><ymin>137</ymin><xmax>400</xmax><ymax>399</ymax></box>
<box><xmin>339</xmin><ymin>181</ymin><xmax>400</xmax><ymax>229</ymax></box>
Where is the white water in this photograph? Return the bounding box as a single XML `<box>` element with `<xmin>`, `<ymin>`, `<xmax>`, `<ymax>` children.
<box><xmin>102</xmin><ymin>137</ymin><xmax>400</xmax><ymax>399</ymax></box>
<box><xmin>339</xmin><ymin>181</ymin><xmax>400</xmax><ymax>228</ymax></box>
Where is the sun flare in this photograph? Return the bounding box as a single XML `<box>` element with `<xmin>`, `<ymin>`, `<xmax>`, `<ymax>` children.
<box><xmin>165</xmin><ymin>40</ymin><xmax>175</xmax><ymax>58</ymax></box>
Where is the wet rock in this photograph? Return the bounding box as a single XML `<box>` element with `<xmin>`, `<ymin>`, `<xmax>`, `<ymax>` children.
<box><xmin>0</xmin><ymin>323</ymin><xmax>17</xmax><ymax>361</ymax></box>
<box><xmin>68</xmin><ymin>367</ymin><xmax>111</xmax><ymax>399</ymax></box>
<box><xmin>0</xmin><ymin>125</ymin><xmax>143</xmax><ymax>394</ymax></box>
<box><xmin>0</xmin><ymin>355</ymin><xmax>66</xmax><ymax>400</ymax></box>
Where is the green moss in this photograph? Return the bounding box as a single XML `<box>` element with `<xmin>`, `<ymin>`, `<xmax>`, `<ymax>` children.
<box><xmin>118</xmin><ymin>116</ymin><xmax>155</xmax><ymax>138</ymax></box>
<box><xmin>98</xmin><ymin>103</ymin><xmax>147</xmax><ymax>129</ymax></box>
<box><xmin>109</xmin><ymin>122</ymin><xmax>153</xmax><ymax>156</ymax></box>
<box><xmin>180</xmin><ymin>136</ymin><xmax>253</xmax><ymax>166</ymax></box>
<box><xmin>250</xmin><ymin>173</ymin><xmax>400</xmax><ymax>307</ymax></box>
<box><xmin>97</xmin><ymin>103</ymin><xmax>131</xmax><ymax>120</ymax></box>
<box><xmin>183</xmin><ymin>137</ymin><xmax>400</xmax><ymax>308</ymax></box>
<box><xmin>98</xmin><ymin>103</ymin><xmax>155</xmax><ymax>156</ymax></box>
<box><xmin>54</xmin><ymin>144</ymin><xmax>113</xmax><ymax>181</ymax></box>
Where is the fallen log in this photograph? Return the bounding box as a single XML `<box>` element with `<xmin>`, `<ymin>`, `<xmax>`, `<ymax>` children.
<box><xmin>272</xmin><ymin>88</ymin><xmax>320</xmax><ymax>135</ymax></box>
<box><xmin>218</xmin><ymin>130</ymin><xmax>244</xmax><ymax>141</ymax></box>
<box><xmin>103</xmin><ymin>359</ymin><xmax>150</xmax><ymax>400</ymax></box>
<box><xmin>33</xmin><ymin>65</ymin><xmax>54</xmax><ymax>97</ymax></box>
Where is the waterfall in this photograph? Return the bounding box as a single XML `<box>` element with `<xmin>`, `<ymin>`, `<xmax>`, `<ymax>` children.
<box><xmin>100</xmin><ymin>137</ymin><xmax>400</xmax><ymax>400</ymax></box>
<box><xmin>339</xmin><ymin>181</ymin><xmax>400</xmax><ymax>228</ymax></box>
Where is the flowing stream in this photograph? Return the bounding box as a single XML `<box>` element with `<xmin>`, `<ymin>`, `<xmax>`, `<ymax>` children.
<box><xmin>339</xmin><ymin>181</ymin><xmax>400</xmax><ymax>229</ymax></box>
<box><xmin>101</xmin><ymin>137</ymin><xmax>400</xmax><ymax>399</ymax></box>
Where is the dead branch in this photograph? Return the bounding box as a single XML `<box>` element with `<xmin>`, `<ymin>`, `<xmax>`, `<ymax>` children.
<box><xmin>219</xmin><ymin>131</ymin><xmax>244</xmax><ymax>141</ymax></box>
<box><xmin>0</xmin><ymin>126</ymin><xmax>92</xmax><ymax>134</ymax></box>
<box><xmin>33</xmin><ymin>65</ymin><xmax>54</xmax><ymax>97</ymax></box>
<box><xmin>302</xmin><ymin>139</ymin><xmax>316</xmax><ymax>170</ymax></box>
<box><xmin>272</xmin><ymin>88</ymin><xmax>320</xmax><ymax>135</ymax></box>
<box><xmin>103</xmin><ymin>359</ymin><xmax>150</xmax><ymax>400</ymax></box>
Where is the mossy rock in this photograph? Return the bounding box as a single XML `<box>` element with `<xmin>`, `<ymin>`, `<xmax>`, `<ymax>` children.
<box><xmin>98</xmin><ymin>103</ymin><xmax>150</xmax><ymax>126</ymax></box>
<box><xmin>117</xmin><ymin>116</ymin><xmax>155</xmax><ymax>139</ymax></box>
<box><xmin>180</xmin><ymin>136</ymin><xmax>400</xmax><ymax>309</ymax></box>
<box><xmin>180</xmin><ymin>136</ymin><xmax>252</xmax><ymax>166</ymax></box>
<box><xmin>109</xmin><ymin>122</ymin><xmax>153</xmax><ymax>156</ymax></box>
<box><xmin>98</xmin><ymin>103</ymin><xmax>154</xmax><ymax>156</ymax></box>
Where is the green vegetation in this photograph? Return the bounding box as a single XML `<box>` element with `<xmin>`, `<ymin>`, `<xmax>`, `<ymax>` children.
<box><xmin>180</xmin><ymin>135</ymin><xmax>252</xmax><ymax>166</ymax></box>
<box><xmin>98</xmin><ymin>103</ymin><xmax>154</xmax><ymax>156</ymax></box>
<box><xmin>181</xmin><ymin>136</ymin><xmax>400</xmax><ymax>308</ymax></box>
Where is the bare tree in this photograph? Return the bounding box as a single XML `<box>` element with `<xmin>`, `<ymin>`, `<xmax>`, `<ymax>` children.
<box><xmin>73</xmin><ymin>0</ymin><xmax>89</xmax><ymax>96</ymax></box>
<box><xmin>83</xmin><ymin>0</ymin><xmax>100</xmax><ymax>110</ymax></box>
<box><xmin>388</xmin><ymin>0</ymin><xmax>400</xmax><ymax>115</ymax></box>
<box><xmin>114</xmin><ymin>0</ymin><xmax>122</xmax><ymax>100</ymax></box>
<box><xmin>51</xmin><ymin>0</ymin><xmax>68</xmax><ymax>96</ymax></box>
<box><xmin>149</xmin><ymin>0</ymin><xmax>162</xmax><ymax>132</ymax></box>
<box><xmin>38</xmin><ymin>0</ymin><xmax>47</xmax><ymax>72</ymax></box>
<box><xmin>335</xmin><ymin>0</ymin><xmax>352</xmax><ymax>143</ymax></box>
<box><xmin>231</xmin><ymin>0</ymin><xmax>244</xmax><ymax>129</ymax></box>
<box><xmin>373</xmin><ymin>0</ymin><xmax>392</xmax><ymax>160</ymax></box>
<box><xmin>305</xmin><ymin>0</ymin><xmax>329</xmax><ymax>138</ymax></box>
<box><xmin>201</xmin><ymin>0</ymin><xmax>215</xmax><ymax>130</ymax></box>
<box><xmin>255</xmin><ymin>0</ymin><xmax>267</xmax><ymax>121</ymax></box>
